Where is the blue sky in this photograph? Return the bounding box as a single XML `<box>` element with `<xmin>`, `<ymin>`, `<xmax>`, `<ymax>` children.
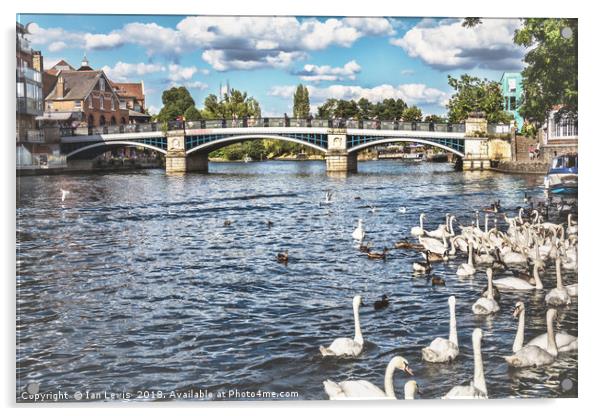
<box><xmin>18</xmin><ymin>14</ymin><xmax>526</xmax><ymax>117</ymax></box>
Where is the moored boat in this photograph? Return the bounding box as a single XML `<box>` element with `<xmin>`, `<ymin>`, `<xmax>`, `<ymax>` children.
<box><xmin>544</xmin><ymin>153</ymin><xmax>577</xmax><ymax>195</ymax></box>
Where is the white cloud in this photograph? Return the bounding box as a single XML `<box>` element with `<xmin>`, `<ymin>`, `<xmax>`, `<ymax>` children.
<box><xmin>26</xmin><ymin>17</ymin><xmax>394</xmax><ymax>71</ymax></box>
<box><xmin>390</xmin><ymin>18</ymin><xmax>524</xmax><ymax>70</ymax></box>
<box><xmin>48</xmin><ymin>41</ymin><xmax>67</xmax><ymax>52</ymax></box>
<box><xmin>101</xmin><ymin>61</ymin><xmax>166</xmax><ymax>82</ymax></box>
<box><xmin>296</xmin><ymin>60</ymin><xmax>361</xmax><ymax>82</ymax></box>
<box><xmin>167</xmin><ymin>64</ymin><xmax>198</xmax><ymax>81</ymax></box>
<box><xmin>269</xmin><ymin>83</ymin><xmax>450</xmax><ymax>107</ymax></box>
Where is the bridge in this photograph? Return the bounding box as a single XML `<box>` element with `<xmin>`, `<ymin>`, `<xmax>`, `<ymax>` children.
<box><xmin>60</xmin><ymin>116</ymin><xmax>508</xmax><ymax>174</ymax></box>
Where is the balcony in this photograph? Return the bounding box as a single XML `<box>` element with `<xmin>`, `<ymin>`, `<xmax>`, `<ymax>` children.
<box><xmin>16</xmin><ymin>67</ymin><xmax>42</xmax><ymax>84</ymax></box>
<box><xmin>17</xmin><ymin>97</ymin><xmax>43</xmax><ymax>116</ymax></box>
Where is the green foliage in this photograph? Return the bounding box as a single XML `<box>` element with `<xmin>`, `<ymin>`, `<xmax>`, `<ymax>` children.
<box><xmin>183</xmin><ymin>105</ymin><xmax>202</xmax><ymax>121</ymax></box>
<box><xmin>446</xmin><ymin>74</ymin><xmax>512</xmax><ymax>123</ymax></box>
<box><xmin>424</xmin><ymin>114</ymin><xmax>446</xmax><ymax>123</ymax></box>
<box><xmin>514</xmin><ymin>18</ymin><xmax>578</xmax><ymax>124</ymax></box>
<box><xmin>317</xmin><ymin>97</ymin><xmax>408</xmax><ymax>120</ymax></box>
<box><xmin>317</xmin><ymin>99</ymin><xmax>338</xmax><ymax>118</ymax></box>
<box><xmin>293</xmin><ymin>84</ymin><xmax>310</xmax><ymax>118</ymax></box>
<box><xmin>210</xmin><ymin>139</ymin><xmax>320</xmax><ymax>161</ymax></box>
<box><xmin>202</xmin><ymin>89</ymin><xmax>262</xmax><ymax>119</ymax></box>
<box><xmin>157</xmin><ymin>87</ymin><xmax>195</xmax><ymax>122</ymax></box>
<box><xmin>462</xmin><ymin>18</ymin><xmax>482</xmax><ymax>28</ymax></box>
<box><xmin>401</xmin><ymin>106</ymin><xmax>423</xmax><ymax>122</ymax></box>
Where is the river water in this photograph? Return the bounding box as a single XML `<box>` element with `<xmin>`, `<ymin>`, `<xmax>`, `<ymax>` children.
<box><xmin>16</xmin><ymin>160</ymin><xmax>577</xmax><ymax>401</ymax></box>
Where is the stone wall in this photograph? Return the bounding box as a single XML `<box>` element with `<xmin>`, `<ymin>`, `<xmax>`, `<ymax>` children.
<box><xmin>325</xmin><ymin>151</ymin><xmax>357</xmax><ymax>172</ymax></box>
<box><xmin>494</xmin><ymin>160</ymin><xmax>548</xmax><ymax>174</ymax></box>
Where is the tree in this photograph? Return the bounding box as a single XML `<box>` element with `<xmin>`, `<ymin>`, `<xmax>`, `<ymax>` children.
<box><xmin>202</xmin><ymin>89</ymin><xmax>262</xmax><ymax>119</ymax></box>
<box><xmin>462</xmin><ymin>18</ymin><xmax>482</xmax><ymax>28</ymax></box>
<box><xmin>424</xmin><ymin>114</ymin><xmax>446</xmax><ymax>123</ymax></box>
<box><xmin>402</xmin><ymin>106</ymin><xmax>423</xmax><ymax>122</ymax></box>
<box><xmin>183</xmin><ymin>105</ymin><xmax>202</xmax><ymax>121</ymax></box>
<box><xmin>514</xmin><ymin>18</ymin><xmax>577</xmax><ymax>124</ymax></box>
<box><xmin>157</xmin><ymin>87</ymin><xmax>196</xmax><ymax>122</ymax></box>
<box><xmin>357</xmin><ymin>98</ymin><xmax>373</xmax><ymax>120</ymax></box>
<box><xmin>334</xmin><ymin>100</ymin><xmax>360</xmax><ymax>119</ymax></box>
<box><xmin>446</xmin><ymin>74</ymin><xmax>512</xmax><ymax>124</ymax></box>
<box><xmin>317</xmin><ymin>99</ymin><xmax>338</xmax><ymax>119</ymax></box>
<box><xmin>293</xmin><ymin>84</ymin><xmax>310</xmax><ymax>118</ymax></box>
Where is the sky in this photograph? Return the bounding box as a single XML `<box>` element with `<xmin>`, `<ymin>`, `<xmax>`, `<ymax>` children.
<box><xmin>17</xmin><ymin>14</ymin><xmax>527</xmax><ymax>117</ymax></box>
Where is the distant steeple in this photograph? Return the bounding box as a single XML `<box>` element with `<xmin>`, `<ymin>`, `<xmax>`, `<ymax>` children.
<box><xmin>78</xmin><ymin>53</ymin><xmax>93</xmax><ymax>71</ymax></box>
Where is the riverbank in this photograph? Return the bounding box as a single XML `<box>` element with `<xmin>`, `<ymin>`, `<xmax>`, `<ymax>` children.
<box><xmin>491</xmin><ymin>160</ymin><xmax>548</xmax><ymax>174</ymax></box>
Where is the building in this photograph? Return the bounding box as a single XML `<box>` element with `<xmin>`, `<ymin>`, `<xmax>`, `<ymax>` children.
<box><xmin>500</xmin><ymin>72</ymin><xmax>524</xmax><ymax>131</ymax></box>
<box><xmin>42</xmin><ymin>55</ymin><xmax>129</xmax><ymax>129</ymax></box>
<box><xmin>539</xmin><ymin>105</ymin><xmax>578</xmax><ymax>161</ymax></box>
<box><xmin>110</xmin><ymin>81</ymin><xmax>151</xmax><ymax>123</ymax></box>
<box><xmin>16</xmin><ymin>22</ymin><xmax>62</xmax><ymax>168</ymax></box>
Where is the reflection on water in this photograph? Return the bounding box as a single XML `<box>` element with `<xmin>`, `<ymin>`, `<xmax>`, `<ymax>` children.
<box><xmin>16</xmin><ymin>160</ymin><xmax>577</xmax><ymax>400</ymax></box>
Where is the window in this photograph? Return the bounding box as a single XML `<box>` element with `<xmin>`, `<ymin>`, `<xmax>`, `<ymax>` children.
<box><xmin>508</xmin><ymin>78</ymin><xmax>517</xmax><ymax>92</ymax></box>
<box><xmin>88</xmin><ymin>96</ymin><xmax>93</xmax><ymax>109</ymax></box>
<box><xmin>100</xmin><ymin>96</ymin><xmax>104</xmax><ymax>110</ymax></box>
<box><xmin>119</xmin><ymin>99</ymin><xmax>126</xmax><ymax>109</ymax></box>
<box><xmin>17</xmin><ymin>82</ymin><xmax>24</xmax><ymax>97</ymax></box>
<box><xmin>509</xmin><ymin>97</ymin><xmax>516</xmax><ymax>111</ymax></box>
<box><xmin>99</xmin><ymin>78</ymin><xmax>105</xmax><ymax>91</ymax></box>
<box><xmin>111</xmin><ymin>98</ymin><xmax>115</xmax><ymax>111</ymax></box>
<box><xmin>74</xmin><ymin>100</ymin><xmax>82</xmax><ymax>109</ymax></box>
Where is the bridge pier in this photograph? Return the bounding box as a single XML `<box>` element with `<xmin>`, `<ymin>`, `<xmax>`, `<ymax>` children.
<box><xmin>325</xmin><ymin>151</ymin><xmax>357</xmax><ymax>173</ymax></box>
<box><xmin>165</xmin><ymin>131</ymin><xmax>187</xmax><ymax>174</ymax></box>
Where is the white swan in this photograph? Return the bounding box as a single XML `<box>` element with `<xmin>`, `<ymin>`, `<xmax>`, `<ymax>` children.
<box><xmin>404</xmin><ymin>380</ymin><xmax>419</xmax><ymax>400</ymax></box>
<box><xmin>443</xmin><ymin>328</ymin><xmax>488</xmax><ymax>399</ymax></box>
<box><xmin>472</xmin><ymin>269</ymin><xmax>500</xmax><ymax>315</ymax></box>
<box><xmin>565</xmin><ymin>284</ymin><xmax>578</xmax><ymax>297</ymax></box>
<box><xmin>323</xmin><ymin>356</ymin><xmax>414</xmax><ymax>399</ymax></box>
<box><xmin>420</xmin><ymin>234</ymin><xmax>447</xmax><ymax>255</ymax></box>
<box><xmin>352</xmin><ymin>219</ymin><xmax>365</xmax><ymax>242</ymax></box>
<box><xmin>456</xmin><ymin>242</ymin><xmax>476</xmax><ymax>276</ymax></box>
<box><xmin>398</xmin><ymin>207</ymin><xmax>407</xmax><ymax>214</ymax></box>
<box><xmin>545</xmin><ymin>256</ymin><xmax>571</xmax><ymax>306</ymax></box>
<box><xmin>60</xmin><ymin>188</ymin><xmax>70</xmax><ymax>202</ymax></box>
<box><xmin>320</xmin><ymin>295</ymin><xmax>365</xmax><ymax>357</ymax></box>
<box><xmin>425</xmin><ymin>214</ymin><xmax>451</xmax><ymax>238</ymax></box>
<box><xmin>566</xmin><ymin>213</ymin><xmax>577</xmax><ymax>235</ymax></box>
<box><xmin>411</xmin><ymin>213</ymin><xmax>426</xmax><ymax>236</ymax></box>
<box><xmin>503</xmin><ymin>303</ymin><xmax>556</xmax><ymax>368</ymax></box>
<box><xmin>504</xmin><ymin>302</ymin><xmax>558</xmax><ymax>368</ymax></box>
<box><xmin>422</xmin><ymin>296</ymin><xmax>459</xmax><ymax>363</ymax></box>
<box><xmin>493</xmin><ymin>263</ymin><xmax>543</xmax><ymax>290</ymax></box>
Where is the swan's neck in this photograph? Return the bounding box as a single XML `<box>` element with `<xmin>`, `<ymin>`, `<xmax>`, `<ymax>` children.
<box><xmin>449</xmin><ymin>302</ymin><xmax>458</xmax><ymax>346</ymax></box>
<box><xmin>556</xmin><ymin>258</ymin><xmax>564</xmax><ymax>289</ymax></box>
<box><xmin>449</xmin><ymin>237</ymin><xmax>457</xmax><ymax>255</ymax></box>
<box><xmin>568</xmin><ymin>214</ymin><xmax>572</xmax><ymax>227</ymax></box>
<box><xmin>487</xmin><ymin>272</ymin><xmax>494</xmax><ymax>300</ymax></box>
<box><xmin>468</xmin><ymin>245</ymin><xmax>473</xmax><ymax>266</ymax></box>
<box><xmin>546</xmin><ymin>312</ymin><xmax>558</xmax><ymax>356</ymax></box>
<box><xmin>383</xmin><ymin>360</ymin><xmax>397</xmax><ymax>398</ymax></box>
<box><xmin>442</xmin><ymin>235</ymin><xmax>448</xmax><ymax>248</ymax></box>
<box><xmin>476</xmin><ymin>214</ymin><xmax>480</xmax><ymax>230</ymax></box>
<box><xmin>353</xmin><ymin>304</ymin><xmax>363</xmax><ymax>346</ymax></box>
<box><xmin>473</xmin><ymin>335</ymin><xmax>487</xmax><ymax>396</ymax></box>
<box><xmin>404</xmin><ymin>383</ymin><xmax>416</xmax><ymax>400</ymax></box>
<box><xmin>533</xmin><ymin>264</ymin><xmax>543</xmax><ymax>289</ymax></box>
<box><xmin>449</xmin><ymin>218</ymin><xmax>455</xmax><ymax>236</ymax></box>
<box><xmin>485</xmin><ymin>216</ymin><xmax>489</xmax><ymax>233</ymax></box>
<box><xmin>419</xmin><ymin>215</ymin><xmax>424</xmax><ymax>229</ymax></box>
<box><xmin>513</xmin><ymin>308</ymin><xmax>525</xmax><ymax>353</ymax></box>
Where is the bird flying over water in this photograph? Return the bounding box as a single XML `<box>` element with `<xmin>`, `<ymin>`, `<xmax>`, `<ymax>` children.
<box><xmin>60</xmin><ymin>189</ymin><xmax>70</xmax><ymax>202</ymax></box>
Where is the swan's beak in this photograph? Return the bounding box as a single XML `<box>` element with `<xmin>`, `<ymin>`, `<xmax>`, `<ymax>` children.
<box><xmin>404</xmin><ymin>365</ymin><xmax>414</xmax><ymax>376</ymax></box>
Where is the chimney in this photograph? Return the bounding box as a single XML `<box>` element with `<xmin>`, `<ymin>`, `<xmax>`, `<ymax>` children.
<box><xmin>32</xmin><ymin>51</ymin><xmax>43</xmax><ymax>72</ymax></box>
<box><xmin>57</xmin><ymin>75</ymin><xmax>64</xmax><ymax>98</ymax></box>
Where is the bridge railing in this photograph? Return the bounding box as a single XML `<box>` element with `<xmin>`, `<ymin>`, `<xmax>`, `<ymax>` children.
<box><xmin>59</xmin><ymin>118</ymin><xmax>472</xmax><ymax>137</ymax></box>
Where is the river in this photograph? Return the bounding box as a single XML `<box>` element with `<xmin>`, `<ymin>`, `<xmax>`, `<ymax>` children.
<box><xmin>16</xmin><ymin>160</ymin><xmax>577</xmax><ymax>401</ymax></box>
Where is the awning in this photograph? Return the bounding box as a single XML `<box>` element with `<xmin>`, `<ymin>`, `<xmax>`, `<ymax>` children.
<box><xmin>36</xmin><ymin>112</ymin><xmax>78</xmax><ymax>121</ymax></box>
<box><xmin>128</xmin><ymin>109</ymin><xmax>151</xmax><ymax>118</ymax></box>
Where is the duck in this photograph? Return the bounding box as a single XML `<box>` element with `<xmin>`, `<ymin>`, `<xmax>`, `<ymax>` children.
<box><xmin>276</xmin><ymin>250</ymin><xmax>289</xmax><ymax>264</ymax></box>
<box><xmin>545</xmin><ymin>256</ymin><xmax>571</xmax><ymax>306</ymax></box>
<box><xmin>413</xmin><ymin>253</ymin><xmax>432</xmax><ymax>273</ymax></box>
<box><xmin>422</xmin><ymin>249</ymin><xmax>449</xmax><ymax>262</ymax></box>
<box><xmin>411</xmin><ymin>213</ymin><xmax>426</xmax><ymax>237</ymax></box>
<box><xmin>456</xmin><ymin>242</ymin><xmax>476</xmax><ymax>277</ymax></box>
<box><xmin>504</xmin><ymin>306</ymin><xmax>558</xmax><ymax>368</ymax></box>
<box><xmin>394</xmin><ymin>239</ymin><xmax>422</xmax><ymax>250</ymax></box>
<box><xmin>224</xmin><ymin>219</ymin><xmax>233</xmax><ymax>227</ymax></box>
<box><xmin>266</xmin><ymin>220</ymin><xmax>274</xmax><ymax>229</ymax></box>
<box><xmin>374</xmin><ymin>295</ymin><xmax>390</xmax><ymax>310</ymax></box>
<box><xmin>431</xmin><ymin>276</ymin><xmax>446</xmax><ymax>286</ymax></box>
<box><xmin>472</xmin><ymin>268</ymin><xmax>500</xmax><ymax>315</ymax></box>
<box><xmin>493</xmin><ymin>262</ymin><xmax>543</xmax><ymax>290</ymax></box>
<box><xmin>367</xmin><ymin>248</ymin><xmax>388</xmax><ymax>260</ymax></box>
<box><xmin>422</xmin><ymin>296</ymin><xmax>459</xmax><ymax>362</ymax></box>
<box><xmin>352</xmin><ymin>219</ymin><xmax>365</xmax><ymax>241</ymax></box>
<box><xmin>443</xmin><ymin>328</ymin><xmax>488</xmax><ymax>399</ymax></box>
<box><xmin>323</xmin><ymin>355</ymin><xmax>414</xmax><ymax>399</ymax></box>
<box><xmin>320</xmin><ymin>295</ymin><xmax>365</xmax><ymax>357</ymax></box>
